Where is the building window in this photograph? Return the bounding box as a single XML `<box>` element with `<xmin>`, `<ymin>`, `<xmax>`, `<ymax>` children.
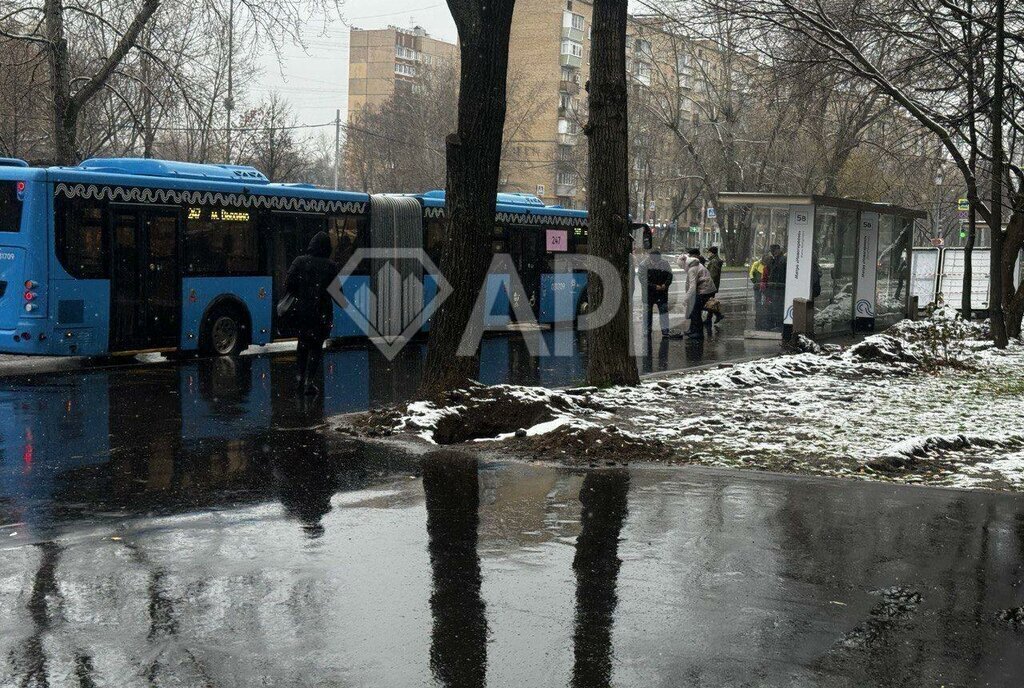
<box><xmin>395</xmin><ymin>62</ymin><xmax>416</xmax><ymax>77</ymax></box>
<box><xmin>395</xmin><ymin>45</ymin><xmax>417</xmax><ymax>60</ymax></box>
<box><xmin>561</xmin><ymin>39</ymin><xmax>583</xmax><ymax>59</ymax></box>
<box><xmin>635</xmin><ymin>38</ymin><xmax>652</xmax><ymax>56</ymax></box>
<box><xmin>556</xmin><ymin>171</ymin><xmax>576</xmax><ymax>186</ymax></box>
<box><xmin>557</xmin><ymin>118</ymin><xmax>578</xmax><ymax>135</ymax></box>
<box><xmin>562</xmin><ymin>11</ymin><xmax>584</xmax><ymax>31</ymax></box>
<box><xmin>636</xmin><ymin>61</ymin><xmax>651</xmax><ymax>85</ymax></box>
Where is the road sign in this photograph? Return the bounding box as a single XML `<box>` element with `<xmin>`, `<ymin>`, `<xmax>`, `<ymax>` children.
<box><xmin>707</xmin><ymin>207</ymin><xmax>717</xmax><ymax>219</ymax></box>
<box><xmin>931</xmin><ymin>237</ymin><xmax>945</xmax><ymax>247</ymax></box>
<box><xmin>957</xmin><ymin>198</ymin><xmax>970</xmax><ymax>212</ymax></box>
<box><xmin>689</xmin><ymin>225</ymin><xmax>700</xmax><ymax>233</ymax></box>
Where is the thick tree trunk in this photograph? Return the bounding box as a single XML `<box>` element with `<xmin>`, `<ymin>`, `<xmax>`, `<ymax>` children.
<box><xmin>989</xmin><ymin>0</ymin><xmax>1008</xmax><ymax>348</ymax></box>
<box><xmin>43</xmin><ymin>0</ymin><xmax>76</xmax><ymax>165</ymax></box>
<box><xmin>585</xmin><ymin>0</ymin><xmax>637</xmax><ymax>388</ymax></box>
<box><xmin>418</xmin><ymin>0</ymin><xmax>516</xmax><ymax>397</ymax></box>
<box><xmin>42</xmin><ymin>0</ymin><xmax>159</xmax><ymax>166</ymax></box>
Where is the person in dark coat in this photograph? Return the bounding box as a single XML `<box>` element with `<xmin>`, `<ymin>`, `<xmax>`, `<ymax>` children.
<box><xmin>641</xmin><ymin>250</ymin><xmax>674</xmax><ymax>339</ymax></box>
<box><xmin>704</xmin><ymin>246</ymin><xmax>725</xmax><ymax>330</ymax></box>
<box><xmin>285</xmin><ymin>231</ymin><xmax>340</xmax><ymax>395</ymax></box>
<box><xmin>762</xmin><ymin>244</ymin><xmax>787</xmax><ymax>330</ymax></box>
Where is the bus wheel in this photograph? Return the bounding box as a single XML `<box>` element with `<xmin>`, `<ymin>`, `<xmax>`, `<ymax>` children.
<box><xmin>200</xmin><ymin>306</ymin><xmax>249</xmax><ymax>356</ymax></box>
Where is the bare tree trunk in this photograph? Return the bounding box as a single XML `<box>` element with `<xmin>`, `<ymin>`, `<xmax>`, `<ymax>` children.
<box><xmin>961</xmin><ymin>0</ymin><xmax>977</xmax><ymax>320</ymax></box>
<box><xmin>42</xmin><ymin>0</ymin><xmax>160</xmax><ymax>165</ymax></box>
<box><xmin>1004</xmin><ymin>208</ymin><xmax>1024</xmax><ymax>338</ymax></box>
<box><xmin>43</xmin><ymin>0</ymin><xmax>75</xmax><ymax>165</ymax></box>
<box><xmin>963</xmin><ymin>205</ymin><xmax>976</xmax><ymax>319</ymax></box>
<box><xmin>990</xmin><ymin>0</ymin><xmax>1007</xmax><ymax>348</ymax></box>
<box><xmin>585</xmin><ymin>0</ymin><xmax>637</xmax><ymax>388</ymax></box>
<box><xmin>419</xmin><ymin>0</ymin><xmax>516</xmax><ymax>396</ymax></box>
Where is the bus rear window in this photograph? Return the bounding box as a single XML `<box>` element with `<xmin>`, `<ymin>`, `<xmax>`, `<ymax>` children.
<box><xmin>0</xmin><ymin>182</ymin><xmax>23</xmax><ymax>232</ymax></box>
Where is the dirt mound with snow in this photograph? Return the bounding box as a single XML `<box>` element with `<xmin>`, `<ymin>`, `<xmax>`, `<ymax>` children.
<box><xmin>362</xmin><ymin>384</ymin><xmax>611</xmax><ymax>445</ymax></box>
<box><xmin>343</xmin><ymin>311</ymin><xmax>1024</xmax><ymax>491</ymax></box>
<box><xmin>506</xmin><ymin>423</ymin><xmax>674</xmax><ymax>464</ymax></box>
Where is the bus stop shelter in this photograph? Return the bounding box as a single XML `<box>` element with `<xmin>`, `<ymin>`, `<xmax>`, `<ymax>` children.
<box><xmin>716</xmin><ymin>193</ymin><xmax>926</xmax><ymax>339</ymax></box>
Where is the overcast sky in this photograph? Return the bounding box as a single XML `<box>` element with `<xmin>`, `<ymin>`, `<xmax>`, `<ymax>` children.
<box><xmin>256</xmin><ymin>1</ymin><xmax>457</xmax><ymax>133</ymax></box>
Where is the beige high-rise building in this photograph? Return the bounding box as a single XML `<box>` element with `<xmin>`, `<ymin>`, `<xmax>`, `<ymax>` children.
<box><xmin>502</xmin><ymin>1</ymin><xmax>697</xmax><ymax>213</ymax></box>
<box><xmin>502</xmin><ymin>0</ymin><xmax>594</xmax><ymax>208</ymax></box>
<box><xmin>347</xmin><ymin>26</ymin><xmax>459</xmax><ymax>117</ymax></box>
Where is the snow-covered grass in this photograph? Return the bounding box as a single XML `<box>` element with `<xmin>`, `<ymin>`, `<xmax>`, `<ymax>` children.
<box><xmin>366</xmin><ymin>313</ymin><xmax>1024</xmax><ymax>491</ymax></box>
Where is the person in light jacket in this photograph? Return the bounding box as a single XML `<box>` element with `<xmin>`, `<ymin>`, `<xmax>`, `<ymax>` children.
<box><xmin>682</xmin><ymin>252</ymin><xmax>717</xmax><ymax>340</ymax></box>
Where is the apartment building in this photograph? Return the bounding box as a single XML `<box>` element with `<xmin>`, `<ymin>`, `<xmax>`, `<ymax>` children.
<box><xmin>347</xmin><ymin>26</ymin><xmax>459</xmax><ymax>117</ymax></box>
<box><xmin>501</xmin><ymin>0</ymin><xmax>593</xmax><ymax>208</ymax></box>
<box><xmin>501</xmin><ymin>2</ymin><xmax>732</xmax><ymax>219</ymax></box>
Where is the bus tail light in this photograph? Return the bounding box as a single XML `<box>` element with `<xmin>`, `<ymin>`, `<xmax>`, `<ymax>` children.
<box><xmin>24</xmin><ymin>290</ymin><xmax>35</xmax><ymax>301</ymax></box>
<box><xmin>24</xmin><ymin>303</ymin><xmax>36</xmax><ymax>312</ymax></box>
<box><xmin>15</xmin><ymin>181</ymin><xmax>25</xmax><ymax>200</ymax></box>
<box><xmin>24</xmin><ymin>280</ymin><xmax>37</xmax><ymax>290</ymax></box>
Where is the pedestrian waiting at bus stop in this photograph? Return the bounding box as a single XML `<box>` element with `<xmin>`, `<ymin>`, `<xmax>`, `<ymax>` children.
<box><xmin>640</xmin><ymin>249</ymin><xmax>674</xmax><ymax>341</ymax></box>
<box><xmin>681</xmin><ymin>248</ymin><xmax>717</xmax><ymax>341</ymax></box>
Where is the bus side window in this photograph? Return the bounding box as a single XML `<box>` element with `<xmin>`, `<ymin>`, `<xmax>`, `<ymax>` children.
<box><xmin>185</xmin><ymin>206</ymin><xmax>258</xmax><ymax>275</ymax></box>
<box><xmin>571</xmin><ymin>225</ymin><xmax>588</xmax><ymax>254</ymax></box>
<box><xmin>56</xmin><ymin>198</ymin><xmax>108</xmax><ymax>278</ymax></box>
<box><xmin>328</xmin><ymin>214</ymin><xmax>367</xmax><ymax>274</ymax></box>
<box><xmin>491</xmin><ymin>223</ymin><xmax>508</xmax><ymax>255</ymax></box>
<box><xmin>424</xmin><ymin>219</ymin><xmax>445</xmax><ymax>266</ymax></box>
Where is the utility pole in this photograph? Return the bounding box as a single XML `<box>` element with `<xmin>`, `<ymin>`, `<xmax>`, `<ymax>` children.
<box><xmin>225</xmin><ymin>0</ymin><xmax>235</xmax><ymax>164</ymax></box>
<box><xmin>334</xmin><ymin>108</ymin><xmax>341</xmax><ymax>190</ymax></box>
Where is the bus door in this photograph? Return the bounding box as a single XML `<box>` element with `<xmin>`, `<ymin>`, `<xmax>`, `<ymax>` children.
<box><xmin>109</xmin><ymin>206</ymin><xmax>181</xmax><ymax>351</ymax></box>
<box><xmin>509</xmin><ymin>226</ymin><xmax>542</xmax><ymax>315</ymax></box>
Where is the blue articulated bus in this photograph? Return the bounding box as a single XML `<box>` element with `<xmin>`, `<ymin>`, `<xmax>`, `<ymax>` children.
<box><xmin>0</xmin><ymin>157</ymin><xmax>589</xmax><ymax>358</ymax></box>
<box><xmin>418</xmin><ymin>189</ymin><xmax>589</xmax><ymax>325</ymax></box>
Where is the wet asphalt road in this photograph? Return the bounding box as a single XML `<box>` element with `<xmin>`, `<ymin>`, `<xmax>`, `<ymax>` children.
<box><xmin>2</xmin><ymin>341</ymin><xmax>1023</xmax><ymax>686</ymax></box>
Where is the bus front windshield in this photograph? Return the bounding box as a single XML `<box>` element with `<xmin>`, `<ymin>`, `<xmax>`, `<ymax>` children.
<box><xmin>0</xmin><ymin>182</ymin><xmax>24</xmax><ymax>232</ymax></box>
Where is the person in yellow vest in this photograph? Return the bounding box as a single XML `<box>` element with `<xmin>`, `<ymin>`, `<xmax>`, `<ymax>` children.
<box><xmin>749</xmin><ymin>252</ymin><xmax>770</xmax><ymax>330</ymax></box>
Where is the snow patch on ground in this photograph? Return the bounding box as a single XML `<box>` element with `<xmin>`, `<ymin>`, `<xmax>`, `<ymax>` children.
<box><xmin>366</xmin><ymin>312</ymin><xmax>1024</xmax><ymax>491</ymax></box>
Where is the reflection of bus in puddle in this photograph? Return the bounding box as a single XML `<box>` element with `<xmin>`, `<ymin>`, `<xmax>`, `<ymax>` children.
<box><xmin>0</xmin><ymin>373</ymin><xmax>112</xmax><ymax>526</ymax></box>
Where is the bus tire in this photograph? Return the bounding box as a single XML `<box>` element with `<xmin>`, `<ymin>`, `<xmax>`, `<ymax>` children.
<box><xmin>199</xmin><ymin>301</ymin><xmax>251</xmax><ymax>357</ymax></box>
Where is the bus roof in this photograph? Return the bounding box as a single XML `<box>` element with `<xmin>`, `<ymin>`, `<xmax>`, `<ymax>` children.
<box><xmin>43</xmin><ymin>157</ymin><xmax>370</xmax><ymax>204</ymax></box>
<box><xmin>418</xmin><ymin>189</ymin><xmax>588</xmax><ymax>219</ymax></box>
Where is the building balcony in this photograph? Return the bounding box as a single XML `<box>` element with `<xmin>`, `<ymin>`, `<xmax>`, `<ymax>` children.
<box><xmin>556</xmin><ymin>184</ymin><xmax>577</xmax><ymax>197</ymax></box>
<box><xmin>557</xmin><ymin>133</ymin><xmax>578</xmax><ymax>146</ymax></box>
<box><xmin>562</xmin><ymin>26</ymin><xmax>584</xmax><ymax>42</ymax></box>
<box><xmin>559</xmin><ymin>79</ymin><xmax>580</xmax><ymax>95</ymax></box>
<box><xmin>560</xmin><ymin>53</ymin><xmax>582</xmax><ymax>68</ymax></box>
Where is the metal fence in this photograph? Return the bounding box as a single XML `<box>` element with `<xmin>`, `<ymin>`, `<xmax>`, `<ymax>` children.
<box><xmin>912</xmin><ymin>247</ymin><xmax>1023</xmax><ymax>310</ymax></box>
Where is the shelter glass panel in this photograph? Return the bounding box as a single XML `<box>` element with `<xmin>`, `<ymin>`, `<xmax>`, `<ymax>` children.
<box><xmin>875</xmin><ymin>215</ymin><xmax>910</xmax><ymax>326</ymax></box>
<box><xmin>813</xmin><ymin>206</ymin><xmax>858</xmax><ymax>336</ymax></box>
